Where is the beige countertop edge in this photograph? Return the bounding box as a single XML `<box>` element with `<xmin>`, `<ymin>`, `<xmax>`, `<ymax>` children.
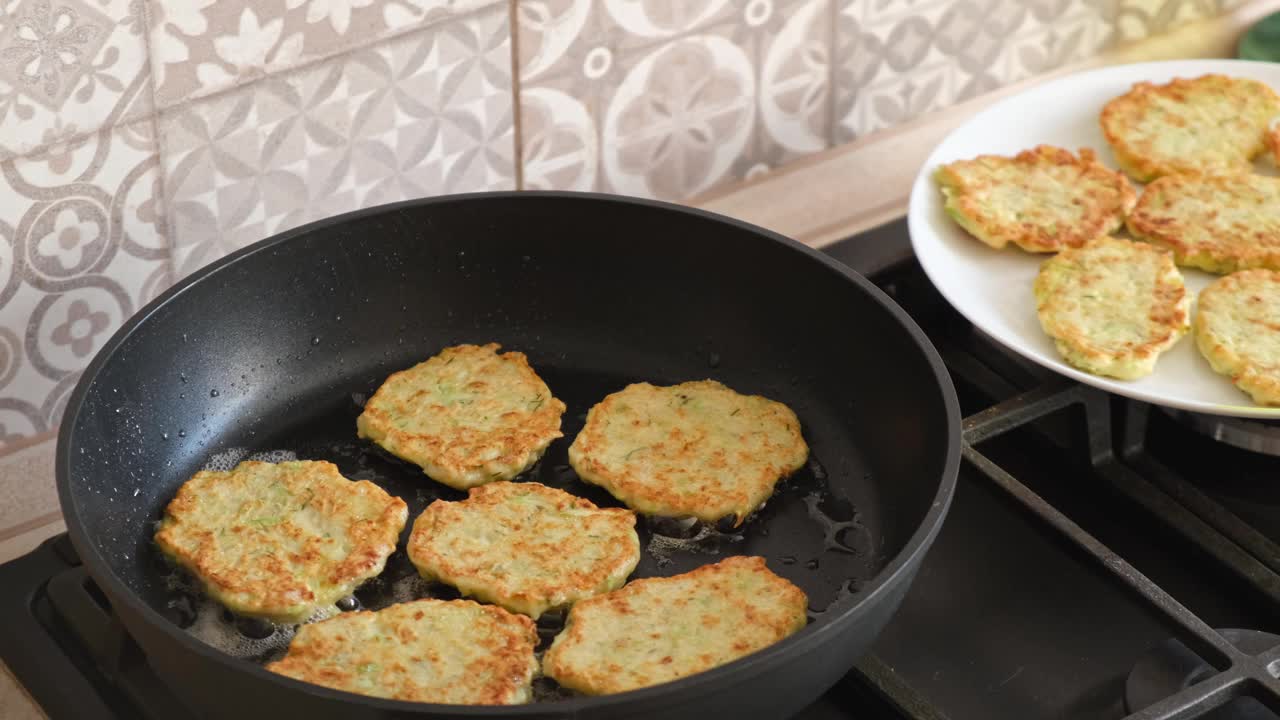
<box><xmin>690</xmin><ymin>0</ymin><xmax>1280</xmax><ymax>248</ymax></box>
<box><xmin>2</xmin><ymin>5</ymin><xmax>1278</xmax><ymax>717</ymax></box>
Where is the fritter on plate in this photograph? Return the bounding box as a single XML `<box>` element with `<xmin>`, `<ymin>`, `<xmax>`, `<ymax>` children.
<box><xmin>1034</xmin><ymin>237</ymin><xmax>1190</xmax><ymax>380</ymax></box>
<box><xmin>1194</xmin><ymin>269</ymin><xmax>1280</xmax><ymax>407</ymax></box>
<box><xmin>1100</xmin><ymin>74</ymin><xmax>1280</xmax><ymax>181</ymax></box>
<box><xmin>934</xmin><ymin>145</ymin><xmax>1135</xmax><ymax>252</ymax></box>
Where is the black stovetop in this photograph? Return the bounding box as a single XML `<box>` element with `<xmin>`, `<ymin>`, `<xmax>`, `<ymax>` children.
<box><xmin>5</xmin><ymin>218</ymin><xmax>1280</xmax><ymax>720</ymax></box>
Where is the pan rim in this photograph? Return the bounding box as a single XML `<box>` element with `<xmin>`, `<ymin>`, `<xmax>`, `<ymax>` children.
<box><xmin>56</xmin><ymin>190</ymin><xmax>961</xmax><ymax>715</ymax></box>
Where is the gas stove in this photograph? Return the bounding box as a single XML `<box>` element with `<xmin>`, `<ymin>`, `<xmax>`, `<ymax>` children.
<box><xmin>3</xmin><ymin>218</ymin><xmax>1279</xmax><ymax>720</ymax></box>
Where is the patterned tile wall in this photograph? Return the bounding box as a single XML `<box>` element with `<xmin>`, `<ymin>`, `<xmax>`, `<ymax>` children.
<box><xmin>0</xmin><ymin>0</ymin><xmax>516</xmax><ymax>449</ymax></box>
<box><xmin>833</xmin><ymin>0</ymin><xmax>1234</xmax><ymax>143</ymax></box>
<box><xmin>517</xmin><ymin>1</ymin><xmax>832</xmax><ymax>198</ymax></box>
<box><xmin>160</xmin><ymin>4</ymin><xmax>515</xmax><ymax>278</ymax></box>
<box><xmin>0</xmin><ymin>0</ymin><xmax>151</xmax><ymax>161</ymax></box>
<box><xmin>145</xmin><ymin>0</ymin><xmax>505</xmax><ymax>109</ymax></box>
<box><xmin>517</xmin><ymin>0</ymin><xmax>1241</xmax><ymax>198</ymax></box>
<box><xmin>0</xmin><ymin>116</ymin><xmax>168</xmax><ymax>441</ymax></box>
<box><xmin>0</xmin><ymin>0</ymin><xmax>1249</xmax><ymax>449</ymax></box>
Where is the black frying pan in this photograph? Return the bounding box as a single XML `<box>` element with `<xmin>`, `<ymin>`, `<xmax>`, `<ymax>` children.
<box><xmin>56</xmin><ymin>193</ymin><xmax>960</xmax><ymax>719</ymax></box>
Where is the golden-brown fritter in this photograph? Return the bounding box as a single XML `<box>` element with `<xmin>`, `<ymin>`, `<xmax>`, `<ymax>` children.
<box><xmin>407</xmin><ymin>482</ymin><xmax>640</xmax><ymax>618</ymax></box>
<box><xmin>542</xmin><ymin>556</ymin><xmax>808</xmax><ymax>695</ymax></box>
<box><xmin>568</xmin><ymin>380</ymin><xmax>808</xmax><ymax>525</ymax></box>
<box><xmin>1194</xmin><ymin>269</ymin><xmax>1280</xmax><ymax>407</ymax></box>
<box><xmin>357</xmin><ymin>343</ymin><xmax>566</xmax><ymax>490</ymax></box>
<box><xmin>266</xmin><ymin>598</ymin><xmax>539</xmax><ymax>704</ymax></box>
<box><xmin>1100</xmin><ymin>74</ymin><xmax>1280</xmax><ymax>182</ymax></box>
<box><xmin>1126</xmin><ymin>172</ymin><xmax>1280</xmax><ymax>274</ymax></box>
<box><xmin>154</xmin><ymin>460</ymin><xmax>407</xmax><ymax>623</ymax></box>
<box><xmin>933</xmin><ymin>145</ymin><xmax>1135</xmax><ymax>252</ymax></box>
<box><xmin>1034</xmin><ymin>237</ymin><xmax>1190</xmax><ymax>380</ymax></box>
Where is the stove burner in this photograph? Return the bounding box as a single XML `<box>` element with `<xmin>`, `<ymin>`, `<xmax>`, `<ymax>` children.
<box><xmin>1161</xmin><ymin>409</ymin><xmax>1280</xmax><ymax>457</ymax></box>
<box><xmin>1125</xmin><ymin>629</ymin><xmax>1280</xmax><ymax>718</ymax></box>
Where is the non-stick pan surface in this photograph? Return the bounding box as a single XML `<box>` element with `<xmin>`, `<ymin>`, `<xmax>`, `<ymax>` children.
<box><xmin>57</xmin><ymin>193</ymin><xmax>959</xmax><ymax>719</ymax></box>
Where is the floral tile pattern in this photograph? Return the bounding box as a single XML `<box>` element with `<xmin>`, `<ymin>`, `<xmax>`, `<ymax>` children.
<box><xmin>158</xmin><ymin>4</ymin><xmax>514</xmax><ymax>279</ymax></box>
<box><xmin>0</xmin><ymin>116</ymin><xmax>169</xmax><ymax>449</ymax></box>
<box><xmin>517</xmin><ymin>0</ymin><xmax>834</xmax><ymax>200</ymax></box>
<box><xmin>832</xmin><ymin>0</ymin><xmax>1236</xmax><ymax>144</ymax></box>
<box><xmin>0</xmin><ymin>0</ymin><xmax>152</xmax><ymax>161</ymax></box>
<box><xmin>145</xmin><ymin>0</ymin><xmax>505</xmax><ymax>110</ymax></box>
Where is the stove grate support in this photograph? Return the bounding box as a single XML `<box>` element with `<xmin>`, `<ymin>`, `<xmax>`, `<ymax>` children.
<box><xmin>855</xmin><ymin>307</ymin><xmax>1280</xmax><ymax>719</ymax></box>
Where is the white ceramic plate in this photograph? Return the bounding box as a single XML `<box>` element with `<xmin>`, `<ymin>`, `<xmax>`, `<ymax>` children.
<box><xmin>908</xmin><ymin>59</ymin><xmax>1280</xmax><ymax>419</ymax></box>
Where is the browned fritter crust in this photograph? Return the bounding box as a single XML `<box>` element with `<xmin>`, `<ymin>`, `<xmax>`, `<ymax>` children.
<box><xmin>356</xmin><ymin>343</ymin><xmax>567</xmax><ymax>490</ymax></box>
<box><xmin>154</xmin><ymin>460</ymin><xmax>407</xmax><ymax>623</ymax></box>
<box><xmin>933</xmin><ymin>145</ymin><xmax>1135</xmax><ymax>253</ymax></box>
<box><xmin>1267</xmin><ymin>122</ymin><xmax>1280</xmax><ymax>167</ymax></box>
<box><xmin>1194</xmin><ymin>269</ymin><xmax>1280</xmax><ymax>407</ymax></box>
<box><xmin>407</xmin><ymin>482</ymin><xmax>640</xmax><ymax>618</ymax></box>
<box><xmin>568</xmin><ymin>380</ymin><xmax>809</xmax><ymax>524</ymax></box>
<box><xmin>1100</xmin><ymin>74</ymin><xmax>1280</xmax><ymax>182</ymax></box>
<box><xmin>1033</xmin><ymin>237</ymin><xmax>1190</xmax><ymax>380</ymax></box>
<box><xmin>1126</xmin><ymin>172</ymin><xmax>1280</xmax><ymax>274</ymax></box>
<box><xmin>266</xmin><ymin>598</ymin><xmax>539</xmax><ymax>704</ymax></box>
<box><xmin>542</xmin><ymin>556</ymin><xmax>808</xmax><ymax>695</ymax></box>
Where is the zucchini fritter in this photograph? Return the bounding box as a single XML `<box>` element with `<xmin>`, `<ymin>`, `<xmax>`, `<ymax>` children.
<box><xmin>1034</xmin><ymin>237</ymin><xmax>1190</xmax><ymax>380</ymax></box>
<box><xmin>407</xmin><ymin>482</ymin><xmax>640</xmax><ymax>618</ymax></box>
<box><xmin>934</xmin><ymin>145</ymin><xmax>1135</xmax><ymax>253</ymax></box>
<box><xmin>542</xmin><ymin>556</ymin><xmax>807</xmax><ymax>695</ymax></box>
<box><xmin>154</xmin><ymin>460</ymin><xmax>407</xmax><ymax>623</ymax></box>
<box><xmin>1100</xmin><ymin>74</ymin><xmax>1280</xmax><ymax>181</ymax></box>
<box><xmin>1126</xmin><ymin>172</ymin><xmax>1280</xmax><ymax>274</ymax></box>
<box><xmin>1194</xmin><ymin>269</ymin><xmax>1280</xmax><ymax>407</ymax></box>
<box><xmin>568</xmin><ymin>380</ymin><xmax>808</xmax><ymax>525</ymax></box>
<box><xmin>267</xmin><ymin>598</ymin><xmax>538</xmax><ymax>704</ymax></box>
<box><xmin>357</xmin><ymin>343</ymin><xmax>566</xmax><ymax>490</ymax></box>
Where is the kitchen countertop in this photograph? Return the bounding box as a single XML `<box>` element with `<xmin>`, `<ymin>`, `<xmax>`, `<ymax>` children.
<box><xmin>1</xmin><ymin>5</ymin><xmax>1275</xmax><ymax>716</ymax></box>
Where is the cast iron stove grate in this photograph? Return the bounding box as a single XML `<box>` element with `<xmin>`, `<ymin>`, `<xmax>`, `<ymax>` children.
<box><xmin>832</xmin><ymin>220</ymin><xmax>1280</xmax><ymax>720</ymax></box>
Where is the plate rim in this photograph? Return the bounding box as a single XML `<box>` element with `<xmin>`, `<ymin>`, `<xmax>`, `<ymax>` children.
<box><xmin>907</xmin><ymin>58</ymin><xmax>1280</xmax><ymax>420</ymax></box>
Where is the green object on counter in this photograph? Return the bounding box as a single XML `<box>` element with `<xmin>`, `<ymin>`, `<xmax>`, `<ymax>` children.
<box><xmin>1239</xmin><ymin>11</ymin><xmax>1280</xmax><ymax>61</ymax></box>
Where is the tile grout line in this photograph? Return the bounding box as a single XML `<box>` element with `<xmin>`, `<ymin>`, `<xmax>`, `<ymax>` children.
<box><xmin>508</xmin><ymin>0</ymin><xmax>524</xmax><ymax>191</ymax></box>
<box><xmin>145</xmin><ymin>1</ymin><xmax>513</xmax><ymax>278</ymax></box>
<box><xmin>0</xmin><ymin>43</ymin><xmax>155</xmax><ymax>168</ymax></box>
<box><xmin>150</xmin><ymin>2</ymin><xmax>507</xmax><ymax>117</ymax></box>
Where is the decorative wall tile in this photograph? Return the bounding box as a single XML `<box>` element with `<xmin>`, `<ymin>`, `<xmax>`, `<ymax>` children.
<box><xmin>145</xmin><ymin>0</ymin><xmax>504</xmax><ymax>110</ymax></box>
<box><xmin>159</xmin><ymin>4</ymin><xmax>514</xmax><ymax>280</ymax></box>
<box><xmin>1116</xmin><ymin>0</ymin><xmax>1222</xmax><ymax>41</ymax></box>
<box><xmin>834</xmin><ymin>0</ymin><xmax>1113</xmax><ymax>143</ymax></box>
<box><xmin>517</xmin><ymin>0</ymin><xmax>834</xmax><ymax>200</ymax></box>
<box><xmin>832</xmin><ymin>0</ymin><xmax>1233</xmax><ymax>144</ymax></box>
<box><xmin>0</xmin><ymin>0</ymin><xmax>152</xmax><ymax>161</ymax></box>
<box><xmin>0</xmin><ymin>117</ymin><xmax>170</xmax><ymax>450</ymax></box>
